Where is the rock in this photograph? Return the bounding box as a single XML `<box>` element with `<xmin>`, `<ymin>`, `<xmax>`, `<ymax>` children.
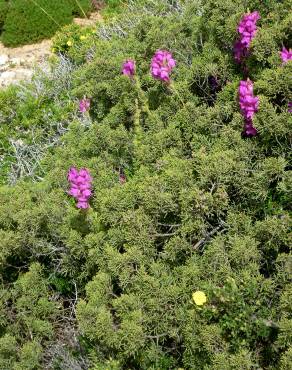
<box><xmin>0</xmin><ymin>71</ymin><xmax>17</xmax><ymax>87</ymax></box>
<box><xmin>15</xmin><ymin>68</ymin><xmax>33</xmax><ymax>79</ymax></box>
<box><xmin>0</xmin><ymin>39</ymin><xmax>53</xmax><ymax>87</ymax></box>
<box><xmin>0</xmin><ymin>54</ymin><xmax>9</xmax><ymax>66</ymax></box>
<box><xmin>1</xmin><ymin>70</ymin><xmax>16</xmax><ymax>80</ymax></box>
<box><xmin>10</xmin><ymin>57</ymin><xmax>23</xmax><ymax>66</ymax></box>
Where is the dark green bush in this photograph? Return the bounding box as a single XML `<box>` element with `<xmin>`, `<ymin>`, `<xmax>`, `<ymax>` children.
<box><xmin>0</xmin><ymin>0</ymin><xmax>92</xmax><ymax>46</ymax></box>
<box><xmin>0</xmin><ymin>0</ymin><xmax>291</xmax><ymax>368</ymax></box>
<box><xmin>0</xmin><ymin>0</ymin><xmax>9</xmax><ymax>33</ymax></box>
<box><xmin>68</xmin><ymin>0</ymin><xmax>92</xmax><ymax>16</ymax></box>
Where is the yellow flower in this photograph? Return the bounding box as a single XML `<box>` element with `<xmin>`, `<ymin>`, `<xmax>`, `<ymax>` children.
<box><xmin>80</xmin><ymin>35</ymin><xmax>87</xmax><ymax>40</ymax></box>
<box><xmin>192</xmin><ymin>291</ymin><xmax>207</xmax><ymax>306</ymax></box>
<box><xmin>67</xmin><ymin>40</ymin><xmax>73</xmax><ymax>47</ymax></box>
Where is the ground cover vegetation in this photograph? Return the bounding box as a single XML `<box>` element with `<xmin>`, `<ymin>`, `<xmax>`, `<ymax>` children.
<box><xmin>0</xmin><ymin>0</ymin><xmax>122</xmax><ymax>47</ymax></box>
<box><xmin>0</xmin><ymin>0</ymin><xmax>291</xmax><ymax>368</ymax></box>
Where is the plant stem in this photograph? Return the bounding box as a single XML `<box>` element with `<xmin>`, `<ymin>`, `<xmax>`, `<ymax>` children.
<box><xmin>169</xmin><ymin>82</ymin><xmax>185</xmax><ymax>108</ymax></box>
<box><xmin>27</xmin><ymin>0</ymin><xmax>61</xmax><ymax>27</ymax></box>
<box><xmin>134</xmin><ymin>76</ymin><xmax>151</xmax><ymax>115</ymax></box>
<box><xmin>74</xmin><ymin>0</ymin><xmax>89</xmax><ymax>19</ymax></box>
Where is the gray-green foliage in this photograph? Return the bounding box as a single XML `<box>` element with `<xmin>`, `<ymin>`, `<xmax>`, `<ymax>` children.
<box><xmin>0</xmin><ymin>0</ymin><xmax>291</xmax><ymax>368</ymax></box>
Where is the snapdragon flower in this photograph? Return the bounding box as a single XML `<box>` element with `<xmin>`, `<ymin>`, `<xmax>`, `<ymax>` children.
<box><xmin>233</xmin><ymin>11</ymin><xmax>260</xmax><ymax>63</ymax></box>
<box><xmin>239</xmin><ymin>79</ymin><xmax>259</xmax><ymax>120</ymax></box>
<box><xmin>280</xmin><ymin>47</ymin><xmax>292</xmax><ymax>64</ymax></box>
<box><xmin>237</xmin><ymin>11</ymin><xmax>260</xmax><ymax>46</ymax></box>
<box><xmin>79</xmin><ymin>98</ymin><xmax>90</xmax><ymax>113</ymax></box>
<box><xmin>67</xmin><ymin>167</ymin><xmax>92</xmax><ymax>209</ymax></box>
<box><xmin>233</xmin><ymin>40</ymin><xmax>249</xmax><ymax>63</ymax></box>
<box><xmin>122</xmin><ymin>59</ymin><xmax>136</xmax><ymax>77</ymax></box>
<box><xmin>239</xmin><ymin>79</ymin><xmax>259</xmax><ymax>137</ymax></box>
<box><xmin>242</xmin><ymin>118</ymin><xmax>258</xmax><ymax>138</ymax></box>
<box><xmin>151</xmin><ymin>50</ymin><xmax>176</xmax><ymax>82</ymax></box>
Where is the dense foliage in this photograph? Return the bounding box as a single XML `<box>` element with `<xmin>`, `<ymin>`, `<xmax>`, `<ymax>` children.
<box><xmin>0</xmin><ymin>0</ymin><xmax>291</xmax><ymax>368</ymax></box>
<box><xmin>0</xmin><ymin>0</ymin><xmax>92</xmax><ymax>46</ymax></box>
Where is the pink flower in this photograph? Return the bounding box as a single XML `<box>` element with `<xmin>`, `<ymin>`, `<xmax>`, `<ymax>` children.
<box><xmin>233</xmin><ymin>40</ymin><xmax>249</xmax><ymax>63</ymax></box>
<box><xmin>122</xmin><ymin>59</ymin><xmax>136</xmax><ymax>77</ymax></box>
<box><xmin>239</xmin><ymin>79</ymin><xmax>259</xmax><ymax>120</ymax></box>
<box><xmin>151</xmin><ymin>50</ymin><xmax>176</xmax><ymax>82</ymax></box>
<box><xmin>77</xmin><ymin>201</ymin><xmax>90</xmax><ymax>209</ymax></box>
<box><xmin>79</xmin><ymin>98</ymin><xmax>90</xmax><ymax>113</ymax></box>
<box><xmin>239</xmin><ymin>79</ymin><xmax>259</xmax><ymax>138</ymax></box>
<box><xmin>242</xmin><ymin>118</ymin><xmax>258</xmax><ymax>138</ymax></box>
<box><xmin>67</xmin><ymin>167</ymin><xmax>79</xmax><ymax>182</ymax></box>
<box><xmin>237</xmin><ymin>12</ymin><xmax>260</xmax><ymax>46</ymax></box>
<box><xmin>67</xmin><ymin>167</ymin><xmax>92</xmax><ymax>209</ymax></box>
<box><xmin>280</xmin><ymin>47</ymin><xmax>292</xmax><ymax>64</ymax></box>
<box><xmin>233</xmin><ymin>11</ymin><xmax>260</xmax><ymax>63</ymax></box>
<box><xmin>288</xmin><ymin>102</ymin><xmax>292</xmax><ymax>113</ymax></box>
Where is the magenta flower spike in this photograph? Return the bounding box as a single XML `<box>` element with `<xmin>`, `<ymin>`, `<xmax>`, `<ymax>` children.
<box><xmin>239</xmin><ymin>79</ymin><xmax>259</xmax><ymax>120</ymax></box>
<box><xmin>242</xmin><ymin>118</ymin><xmax>258</xmax><ymax>138</ymax></box>
<box><xmin>79</xmin><ymin>98</ymin><xmax>90</xmax><ymax>113</ymax></box>
<box><xmin>280</xmin><ymin>47</ymin><xmax>292</xmax><ymax>64</ymax></box>
<box><xmin>119</xmin><ymin>173</ymin><xmax>126</xmax><ymax>185</ymax></box>
<box><xmin>233</xmin><ymin>40</ymin><xmax>249</xmax><ymax>63</ymax></box>
<box><xmin>288</xmin><ymin>102</ymin><xmax>292</xmax><ymax>113</ymax></box>
<box><xmin>122</xmin><ymin>59</ymin><xmax>136</xmax><ymax>77</ymax></box>
<box><xmin>237</xmin><ymin>11</ymin><xmax>260</xmax><ymax>47</ymax></box>
<box><xmin>238</xmin><ymin>79</ymin><xmax>259</xmax><ymax>137</ymax></box>
<box><xmin>67</xmin><ymin>167</ymin><xmax>92</xmax><ymax>209</ymax></box>
<box><xmin>151</xmin><ymin>50</ymin><xmax>176</xmax><ymax>82</ymax></box>
<box><xmin>233</xmin><ymin>11</ymin><xmax>260</xmax><ymax>63</ymax></box>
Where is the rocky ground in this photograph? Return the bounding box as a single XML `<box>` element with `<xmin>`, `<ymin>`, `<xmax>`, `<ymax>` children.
<box><xmin>0</xmin><ymin>13</ymin><xmax>102</xmax><ymax>88</ymax></box>
<box><xmin>0</xmin><ymin>39</ymin><xmax>52</xmax><ymax>88</ymax></box>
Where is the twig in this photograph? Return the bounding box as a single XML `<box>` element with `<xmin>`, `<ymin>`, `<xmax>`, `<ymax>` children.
<box><xmin>193</xmin><ymin>221</ymin><xmax>227</xmax><ymax>250</ymax></box>
<box><xmin>157</xmin><ymin>222</ymin><xmax>181</xmax><ymax>228</ymax></box>
<box><xmin>154</xmin><ymin>232</ymin><xmax>177</xmax><ymax>237</ymax></box>
<box><xmin>146</xmin><ymin>333</ymin><xmax>168</xmax><ymax>339</ymax></box>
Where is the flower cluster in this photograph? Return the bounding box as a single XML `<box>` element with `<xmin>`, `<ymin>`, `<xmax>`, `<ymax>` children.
<box><xmin>233</xmin><ymin>11</ymin><xmax>260</xmax><ymax>63</ymax></box>
<box><xmin>239</xmin><ymin>79</ymin><xmax>259</xmax><ymax>137</ymax></box>
<box><xmin>122</xmin><ymin>50</ymin><xmax>176</xmax><ymax>83</ymax></box>
<box><xmin>192</xmin><ymin>291</ymin><xmax>207</xmax><ymax>306</ymax></box>
<box><xmin>280</xmin><ymin>47</ymin><xmax>292</xmax><ymax>64</ymax></box>
<box><xmin>122</xmin><ymin>59</ymin><xmax>136</xmax><ymax>77</ymax></box>
<box><xmin>67</xmin><ymin>167</ymin><xmax>92</xmax><ymax>209</ymax></box>
<box><xmin>239</xmin><ymin>79</ymin><xmax>259</xmax><ymax>120</ymax></box>
<box><xmin>151</xmin><ymin>50</ymin><xmax>176</xmax><ymax>82</ymax></box>
<box><xmin>288</xmin><ymin>102</ymin><xmax>292</xmax><ymax>113</ymax></box>
<box><xmin>79</xmin><ymin>98</ymin><xmax>90</xmax><ymax>113</ymax></box>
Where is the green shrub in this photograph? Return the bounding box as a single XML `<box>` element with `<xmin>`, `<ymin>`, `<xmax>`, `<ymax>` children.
<box><xmin>0</xmin><ymin>0</ymin><xmax>92</xmax><ymax>46</ymax></box>
<box><xmin>102</xmin><ymin>0</ymin><xmax>124</xmax><ymax>18</ymax></box>
<box><xmin>68</xmin><ymin>0</ymin><xmax>92</xmax><ymax>17</ymax></box>
<box><xmin>0</xmin><ymin>0</ymin><xmax>9</xmax><ymax>33</ymax></box>
<box><xmin>52</xmin><ymin>23</ymin><xmax>94</xmax><ymax>54</ymax></box>
<box><xmin>0</xmin><ymin>0</ymin><xmax>291</xmax><ymax>368</ymax></box>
